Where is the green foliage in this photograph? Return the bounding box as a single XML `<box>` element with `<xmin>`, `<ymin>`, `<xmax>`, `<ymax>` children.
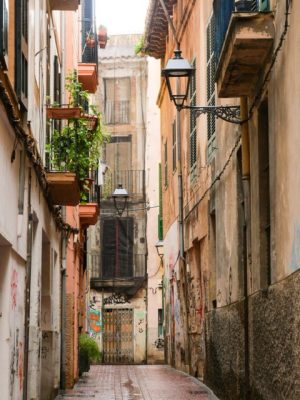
<box><xmin>134</xmin><ymin>36</ymin><xmax>145</xmax><ymax>56</ymax></box>
<box><xmin>47</xmin><ymin>71</ymin><xmax>110</xmax><ymax>191</ymax></box>
<box><xmin>79</xmin><ymin>333</ymin><xmax>101</xmax><ymax>363</ymax></box>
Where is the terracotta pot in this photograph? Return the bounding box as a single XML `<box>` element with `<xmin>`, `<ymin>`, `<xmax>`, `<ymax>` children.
<box><xmin>86</xmin><ymin>37</ymin><xmax>96</xmax><ymax>48</ymax></box>
<box><xmin>97</xmin><ymin>27</ymin><xmax>107</xmax><ymax>49</ymax></box>
<box><xmin>46</xmin><ymin>106</ymin><xmax>81</xmax><ymax>119</ymax></box>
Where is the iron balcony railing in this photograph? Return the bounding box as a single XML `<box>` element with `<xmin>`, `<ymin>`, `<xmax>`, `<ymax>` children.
<box><xmin>214</xmin><ymin>0</ymin><xmax>269</xmax><ymax>65</ymax></box>
<box><xmin>101</xmin><ymin>170</ymin><xmax>145</xmax><ymax>199</ymax></box>
<box><xmin>90</xmin><ymin>253</ymin><xmax>146</xmax><ymax>280</ymax></box>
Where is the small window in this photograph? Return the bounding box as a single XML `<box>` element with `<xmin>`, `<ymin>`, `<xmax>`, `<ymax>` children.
<box><xmin>158</xmin><ymin>309</ymin><xmax>163</xmax><ymax>336</ymax></box>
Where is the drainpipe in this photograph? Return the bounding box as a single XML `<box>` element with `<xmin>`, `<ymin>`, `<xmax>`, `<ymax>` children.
<box><xmin>241</xmin><ymin>97</ymin><xmax>250</xmax><ymax>398</ymax></box>
<box><xmin>23</xmin><ymin>167</ymin><xmax>32</xmax><ymax>400</ymax></box>
<box><xmin>176</xmin><ymin>87</ymin><xmax>191</xmax><ymax>374</ymax></box>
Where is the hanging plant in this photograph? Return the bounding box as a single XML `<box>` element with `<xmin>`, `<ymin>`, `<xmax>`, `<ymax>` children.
<box><xmin>86</xmin><ymin>32</ymin><xmax>96</xmax><ymax>48</ymax></box>
<box><xmin>97</xmin><ymin>25</ymin><xmax>108</xmax><ymax>49</ymax></box>
<box><xmin>46</xmin><ymin>71</ymin><xmax>110</xmax><ymax>199</ymax></box>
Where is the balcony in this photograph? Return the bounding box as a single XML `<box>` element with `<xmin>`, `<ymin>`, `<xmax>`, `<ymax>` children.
<box><xmin>78</xmin><ymin>63</ymin><xmax>98</xmax><ymax>93</ymax></box>
<box><xmin>214</xmin><ymin>0</ymin><xmax>274</xmax><ymax>98</ymax></box>
<box><xmin>46</xmin><ymin>172</ymin><xmax>80</xmax><ymax>206</ymax></box>
<box><xmin>79</xmin><ymin>181</ymin><xmax>100</xmax><ymax>226</ymax></box>
<box><xmin>48</xmin><ymin>0</ymin><xmax>79</xmax><ymax>11</ymax></box>
<box><xmin>101</xmin><ymin>170</ymin><xmax>145</xmax><ymax>200</ymax></box>
<box><xmin>90</xmin><ymin>254</ymin><xmax>146</xmax><ymax>294</ymax></box>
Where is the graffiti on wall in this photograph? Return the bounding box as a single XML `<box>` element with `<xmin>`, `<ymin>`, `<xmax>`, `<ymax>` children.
<box><xmin>89</xmin><ymin>308</ymin><xmax>101</xmax><ymax>336</ymax></box>
<box><xmin>103</xmin><ymin>293</ymin><xmax>130</xmax><ymax>305</ymax></box>
<box><xmin>154</xmin><ymin>337</ymin><xmax>164</xmax><ymax>349</ymax></box>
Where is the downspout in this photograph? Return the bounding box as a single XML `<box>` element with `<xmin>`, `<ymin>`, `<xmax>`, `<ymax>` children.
<box><xmin>23</xmin><ymin>167</ymin><xmax>32</xmax><ymax>400</ymax></box>
<box><xmin>240</xmin><ymin>97</ymin><xmax>250</xmax><ymax>398</ymax></box>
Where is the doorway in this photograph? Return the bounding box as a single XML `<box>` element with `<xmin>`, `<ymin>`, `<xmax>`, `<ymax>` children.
<box><xmin>103</xmin><ymin>308</ymin><xmax>134</xmax><ymax>363</ymax></box>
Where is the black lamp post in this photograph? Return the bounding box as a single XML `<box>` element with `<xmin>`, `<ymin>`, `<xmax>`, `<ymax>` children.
<box><xmin>112</xmin><ymin>183</ymin><xmax>129</xmax><ymax>216</ymax></box>
<box><xmin>162</xmin><ymin>49</ymin><xmax>242</xmax><ymax>124</ymax></box>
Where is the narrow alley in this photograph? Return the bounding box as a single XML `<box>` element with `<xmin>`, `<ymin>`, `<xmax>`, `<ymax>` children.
<box><xmin>55</xmin><ymin>365</ymin><xmax>218</xmax><ymax>400</ymax></box>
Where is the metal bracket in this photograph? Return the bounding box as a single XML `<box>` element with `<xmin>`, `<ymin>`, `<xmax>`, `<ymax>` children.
<box><xmin>182</xmin><ymin>105</ymin><xmax>243</xmax><ymax>124</ymax></box>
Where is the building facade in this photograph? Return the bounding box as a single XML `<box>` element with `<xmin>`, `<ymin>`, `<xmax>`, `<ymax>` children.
<box><xmin>145</xmin><ymin>0</ymin><xmax>300</xmax><ymax>399</ymax></box>
<box><xmin>0</xmin><ymin>0</ymin><xmax>103</xmax><ymax>398</ymax></box>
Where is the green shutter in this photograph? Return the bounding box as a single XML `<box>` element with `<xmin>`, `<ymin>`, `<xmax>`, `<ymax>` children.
<box><xmin>259</xmin><ymin>0</ymin><xmax>269</xmax><ymax>11</ymax></box>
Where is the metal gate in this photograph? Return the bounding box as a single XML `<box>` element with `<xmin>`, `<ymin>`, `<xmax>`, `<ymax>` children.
<box><xmin>103</xmin><ymin>308</ymin><xmax>134</xmax><ymax>363</ymax></box>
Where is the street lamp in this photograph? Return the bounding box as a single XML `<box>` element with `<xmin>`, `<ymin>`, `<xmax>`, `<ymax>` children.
<box><xmin>155</xmin><ymin>240</ymin><xmax>164</xmax><ymax>261</ymax></box>
<box><xmin>162</xmin><ymin>49</ymin><xmax>242</xmax><ymax>124</ymax></box>
<box><xmin>112</xmin><ymin>184</ymin><xmax>129</xmax><ymax>216</ymax></box>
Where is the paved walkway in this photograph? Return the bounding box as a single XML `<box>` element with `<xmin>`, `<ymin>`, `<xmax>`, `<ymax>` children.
<box><xmin>56</xmin><ymin>365</ymin><xmax>219</xmax><ymax>400</ymax></box>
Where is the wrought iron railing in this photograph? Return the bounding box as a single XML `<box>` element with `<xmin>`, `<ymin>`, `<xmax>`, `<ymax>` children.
<box><xmin>214</xmin><ymin>0</ymin><xmax>269</xmax><ymax>65</ymax></box>
<box><xmin>101</xmin><ymin>170</ymin><xmax>145</xmax><ymax>199</ymax></box>
<box><xmin>90</xmin><ymin>253</ymin><xmax>146</xmax><ymax>280</ymax></box>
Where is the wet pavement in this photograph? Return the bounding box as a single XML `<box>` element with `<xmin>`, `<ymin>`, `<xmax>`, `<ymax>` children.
<box><xmin>55</xmin><ymin>365</ymin><xmax>219</xmax><ymax>400</ymax></box>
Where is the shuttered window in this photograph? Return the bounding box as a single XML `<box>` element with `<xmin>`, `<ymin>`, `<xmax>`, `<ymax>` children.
<box><xmin>189</xmin><ymin>59</ymin><xmax>197</xmax><ymax>176</ymax></box>
<box><xmin>101</xmin><ymin>217</ymin><xmax>134</xmax><ymax>279</ymax></box>
<box><xmin>0</xmin><ymin>0</ymin><xmax>8</xmax><ymax>67</ymax></box>
<box><xmin>104</xmin><ymin>78</ymin><xmax>131</xmax><ymax>125</ymax></box>
<box><xmin>15</xmin><ymin>0</ymin><xmax>28</xmax><ymax>109</ymax></box>
<box><xmin>207</xmin><ymin>14</ymin><xmax>216</xmax><ymax>159</ymax></box>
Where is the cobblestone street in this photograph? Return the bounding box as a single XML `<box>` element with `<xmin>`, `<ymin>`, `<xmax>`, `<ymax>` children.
<box><xmin>56</xmin><ymin>365</ymin><xmax>219</xmax><ymax>400</ymax></box>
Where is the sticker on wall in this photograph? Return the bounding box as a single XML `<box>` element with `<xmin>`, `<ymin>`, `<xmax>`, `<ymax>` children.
<box><xmin>89</xmin><ymin>308</ymin><xmax>101</xmax><ymax>336</ymax></box>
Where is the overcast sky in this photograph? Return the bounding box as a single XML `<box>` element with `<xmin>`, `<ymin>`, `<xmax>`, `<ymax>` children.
<box><xmin>96</xmin><ymin>0</ymin><xmax>149</xmax><ymax>35</ymax></box>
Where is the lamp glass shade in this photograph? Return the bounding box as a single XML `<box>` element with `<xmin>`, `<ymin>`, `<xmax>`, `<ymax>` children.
<box><xmin>155</xmin><ymin>240</ymin><xmax>164</xmax><ymax>258</ymax></box>
<box><xmin>162</xmin><ymin>50</ymin><xmax>195</xmax><ymax>109</ymax></box>
<box><xmin>112</xmin><ymin>184</ymin><xmax>129</xmax><ymax>198</ymax></box>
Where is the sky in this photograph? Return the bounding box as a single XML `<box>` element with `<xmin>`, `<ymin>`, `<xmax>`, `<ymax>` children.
<box><xmin>96</xmin><ymin>0</ymin><xmax>149</xmax><ymax>35</ymax></box>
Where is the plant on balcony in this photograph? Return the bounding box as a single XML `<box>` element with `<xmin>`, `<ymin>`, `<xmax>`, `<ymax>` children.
<box><xmin>46</xmin><ymin>71</ymin><xmax>109</xmax><ymax>200</ymax></box>
<box><xmin>134</xmin><ymin>36</ymin><xmax>146</xmax><ymax>56</ymax></box>
<box><xmin>97</xmin><ymin>25</ymin><xmax>108</xmax><ymax>49</ymax></box>
<box><xmin>86</xmin><ymin>32</ymin><xmax>96</xmax><ymax>48</ymax></box>
<box><xmin>79</xmin><ymin>334</ymin><xmax>101</xmax><ymax>375</ymax></box>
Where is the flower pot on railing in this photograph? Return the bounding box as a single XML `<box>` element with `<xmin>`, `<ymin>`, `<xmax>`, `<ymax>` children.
<box><xmin>46</xmin><ymin>106</ymin><xmax>81</xmax><ymax>119</ymax></box>
<box><xmin>86</xmin><ymin>33</ymin><xmax>96</xmax><ymax>49</ymax></box>
<box><xmin>97</xmin><ymin>26</ymin><xmax>108</xmax><ymax>49</ymax></box>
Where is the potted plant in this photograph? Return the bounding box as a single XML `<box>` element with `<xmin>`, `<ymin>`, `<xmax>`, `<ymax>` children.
<box><xmin>46</xmin><ymin>71</ymin><xmax>109</xmax><ymax>201</ymax></box>
<box><xmin>97</xmin><ymin>25</ymin><xmax>108</xmax><ymax>49</ymax></box>
<box><xmin>86</xmin><ymin>32</ymin><xmax>96</xmax><ymax>48</ymax></box>
<box><xmin>78</xmin><ymin>334</ymin><xmax>101</xmax><ymax>375</ymax></box>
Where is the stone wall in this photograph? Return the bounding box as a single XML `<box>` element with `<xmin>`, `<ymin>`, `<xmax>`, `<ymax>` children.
<box><xmin>205</xmin><ymin>269</ymin><xmax>300</xmax><ymax>400</ymax></box>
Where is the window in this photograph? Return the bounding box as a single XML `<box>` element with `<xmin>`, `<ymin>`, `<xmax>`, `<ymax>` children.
<box><xmin>104</xmin><ymin>78</ymin><xmax>130</xmax><ymax>124</ymax></box>
<box><xmin>101</xmin><ymin>217</ymin><xmax>134</xmax><ymax>279</ymax></box>
<box><xmin>207</xmin><ymin>14</ymin><xmax>216</xmax><ymax>160</ymax></box>
<box><xmin>0</xmin><ymin>0</ymin><xmax>8</xmax><ymax>67</ymax></box>
<box><xmin>172</xmin><ymin>120</ymin><xmax>177</xmax><ymax>172</ymax></box>
<box><xmin>189</xmin><ymin>59</ymin><xmax>197</xmax><ymax>177</ymax></box>
<box><xmin>15</xmin><ymin>0</ymin><xmax>28</xmax><ymax>108</ymax></box>
<box><xmin>164</xmin><ymin>141</ymin><xmax>168</xmax><ymax>188</ymax></box>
